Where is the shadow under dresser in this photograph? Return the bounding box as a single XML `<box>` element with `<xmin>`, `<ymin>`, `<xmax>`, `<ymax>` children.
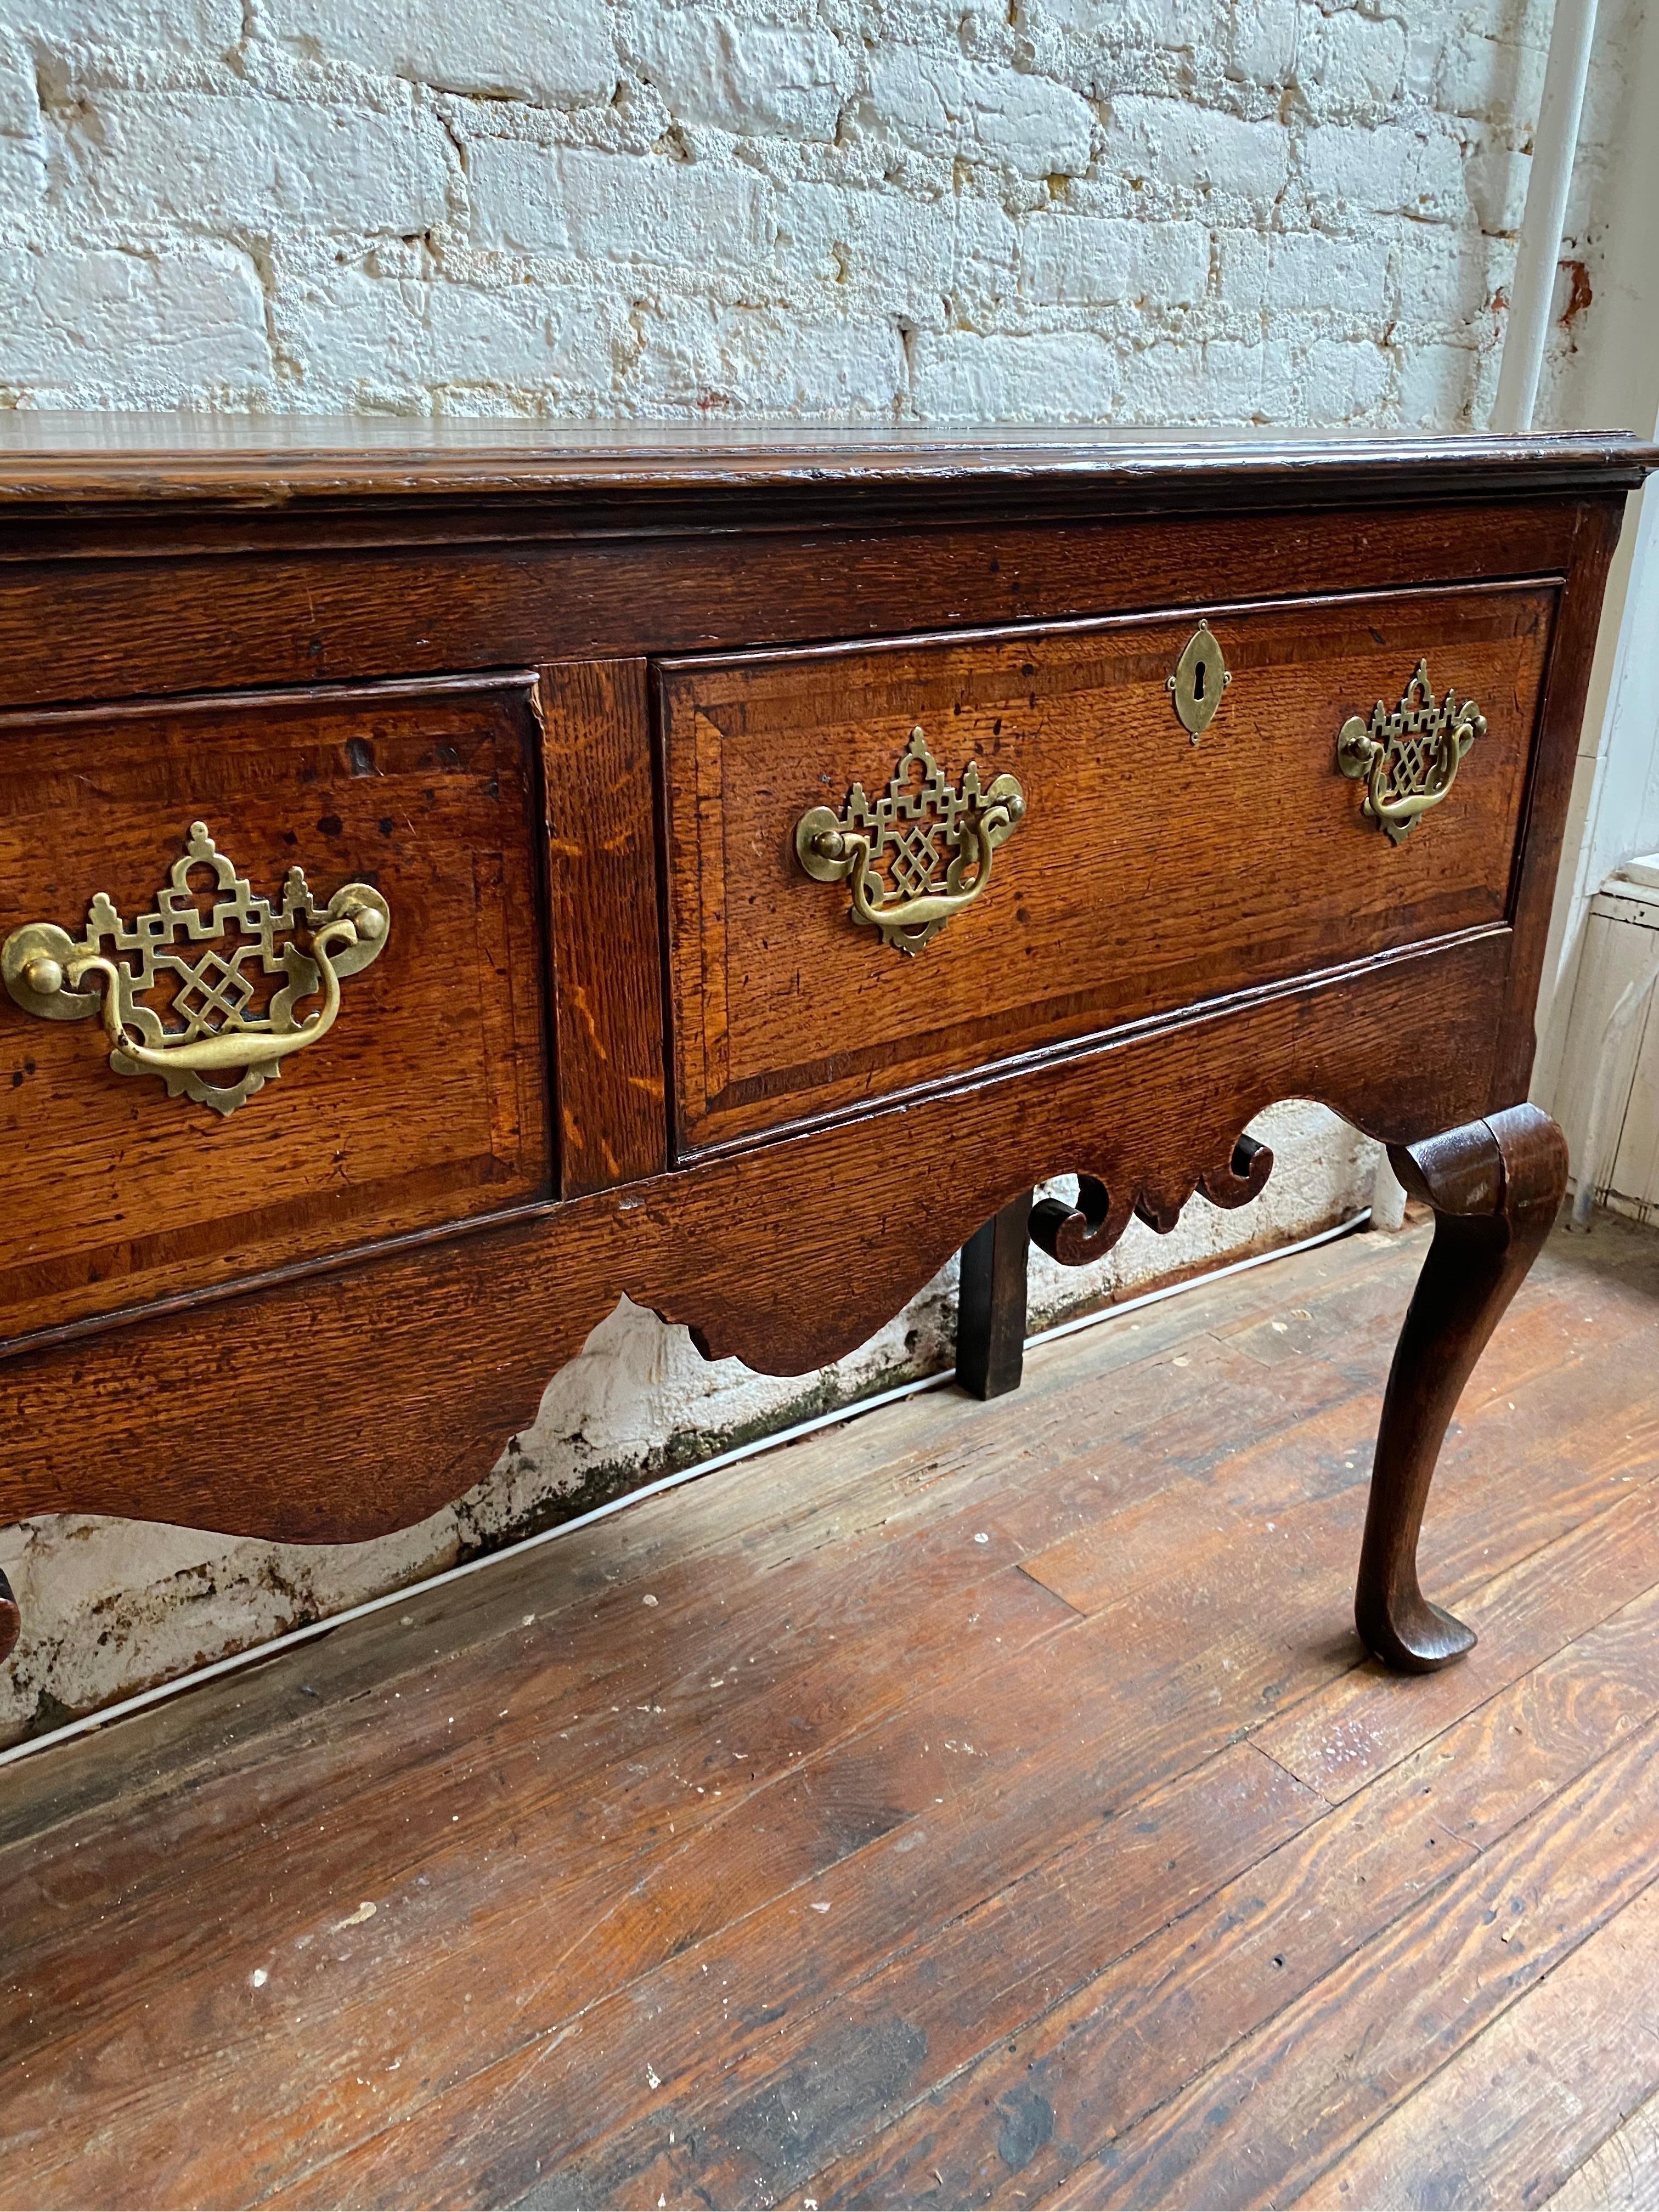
<box><xmin>1</xmin><ymin>420</ymin><xmax>1655</xmax><ymax>1680</ymax></box>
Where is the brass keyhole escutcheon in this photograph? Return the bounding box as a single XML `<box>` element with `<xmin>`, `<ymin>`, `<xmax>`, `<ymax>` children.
<box><xmin>1169</xmin><ymin>622</ymin><xmax>1232</xmax><ymax>742</ymax></box>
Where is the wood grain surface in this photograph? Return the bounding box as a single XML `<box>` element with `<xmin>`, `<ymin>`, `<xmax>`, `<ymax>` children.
<box><xmin>0</xmin><ymin>926</ymin><xmax>1509</xmax><ymax>1539</ymax></box>
<box><xmin>537</xmin><ymin>658</ymin><xmax>667</xmax><ymax>1195</ymax></box>
<box><xmin>0</xmin><ymin>674</ymin><xmax>551</xmax><ymax>1343</ymax></box>
<box><xmin>1356</xmin><ymin>1104</ymin><xmax>1572</xmax><ymax>1668</ymax></box>
<box><xmin>2</xmin><ymin>1210</ymin><xmax>1656</xmax><ymax>2210</ymax></box>
<box><xmin>0</xmin><ymin>418</ymin><xmax>1650</xmax><ymax>519</ymax></box>
<box><xmin>662</xmin><ymin>585</ymin><xmax>1553</xmax><ymax>1151</ymax></box>
<box><xmin>0</xmin><ymin>497</ymin><xmax>1595</xmax><ymax>713</ymax></box>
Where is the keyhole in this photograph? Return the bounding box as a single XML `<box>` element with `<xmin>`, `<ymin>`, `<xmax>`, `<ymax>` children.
<box><xmin>1193</xmin><ymin>659</ymin><xmax>1207</xmax><ymax>701</ymax></box>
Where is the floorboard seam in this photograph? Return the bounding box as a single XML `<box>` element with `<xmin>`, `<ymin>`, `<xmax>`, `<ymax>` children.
<box><xmin>1244</xmin><ymin>1736</ymin><xmax>1336</xmax><ymax>1807</ymax></box>
<box><xmin>1013</xmin><ymin>1560</ymin><xmax>1091</xmax><ymax>1618</ymax></box>
<box><xmin>911</xmin><ymin>1712</ymin><xmax>1659</xmax><ymax>2209</ymax></box>
<box><xmin>241</xmin><ymin>1603</ymin><xmax>1098</xmax><ymax>2204</ymax></box>
<box><xmin>1280</xmin><ymin>1861</ymin><xmax>1659</xmax><ymax>2212</ymax></box>
<box><xmin>1541</xmin><ymin>2078</ymin><xmax>1659</xmax><ymax>2210</ymax></box>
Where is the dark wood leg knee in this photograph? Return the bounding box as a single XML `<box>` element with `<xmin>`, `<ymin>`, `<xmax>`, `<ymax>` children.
<box><xmin>0</xmin><ymin>1566</ymin><xmax>19</xmax><ymax>1666</ymax></box>
<box><xmin>1356</xmin><ymin>1104</ymin><xmax>1567</xmax><ymax>1672</ymax></box>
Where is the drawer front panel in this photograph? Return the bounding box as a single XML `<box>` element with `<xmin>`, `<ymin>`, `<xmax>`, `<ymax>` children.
<box><xmin>0</xmin><ymin>675</ymin><xmax>551</xmax><ymax>1343</ymax></box>
<box><xmin>662</xmin><ymin>582</ymin><xmax>1554</xmax><ymax>1153</ymax></box>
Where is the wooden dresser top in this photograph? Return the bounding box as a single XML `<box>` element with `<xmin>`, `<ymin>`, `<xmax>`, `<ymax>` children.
<box><xmin>0</xmin><ymin>417</ymin><xmax>1652</xmax><ymax>521</ymax></box>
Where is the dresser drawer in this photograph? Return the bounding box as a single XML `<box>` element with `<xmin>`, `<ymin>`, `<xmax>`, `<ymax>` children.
<box><xmin>0</xmin><ymin>674</ymin><xmax>551</xmax><ymax>1343</ymax></box>
<box><xmin>661</xmin><ymin>582</ymin><xmax>1554</xmax><ymax>1155</ymax></box>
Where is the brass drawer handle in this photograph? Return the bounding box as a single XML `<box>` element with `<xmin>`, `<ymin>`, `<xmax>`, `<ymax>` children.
<box><xmin>795</xmin><ymin>727</ymin><xmax>1025</xmax><ymax>957</ymax></box>
<box><xmin>1337</xmin><ymin>659</ymin><xmax>1486</xmax><ymax>844</ymax></box>
<box><xmin>2</xmin><ymin>821</ymin><xmax>390</xmax><ymax>1117</ymax></box>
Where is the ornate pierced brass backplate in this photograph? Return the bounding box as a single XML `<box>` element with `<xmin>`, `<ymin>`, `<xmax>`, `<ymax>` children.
<box><xmin>2</xmin><ymin>821</ymin><xmax>390</xmax><ymax>1116</ymax></box>
<box><xmin>794</xmin><ymin>726</ymin><xmax>1025</xmax><ymax>957</ymax></box>
<box><xmin>1338</xmin><ymin>660</ymin><xmax>1486</xmax><ymax>843</ymax></box>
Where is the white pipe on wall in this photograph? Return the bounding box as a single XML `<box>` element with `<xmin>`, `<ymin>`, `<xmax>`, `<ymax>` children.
<box><xmin>1492</xmin><ymin>0</ymin><xmax>1600</xmax><ymax>433</ymax></box>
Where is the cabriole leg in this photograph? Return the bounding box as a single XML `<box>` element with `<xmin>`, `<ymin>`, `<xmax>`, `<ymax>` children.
<box><xmin>1356</xmin><ymin>1104</ymin><xmax>1568</xmax><ymax>1673</ymax></box>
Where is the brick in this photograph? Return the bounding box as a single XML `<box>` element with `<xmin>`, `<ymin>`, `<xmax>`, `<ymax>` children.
<box><xmin>273</xmin><ymin>259</ymin><xmax>616</xmax><ymax>397</ymax></box>
<box><xmin>465</xmin><ymin>140</ymin><xmax>571</xmax><ymax>252</ymax></box>
<box><xmin>836</xmin><ymin>193</ymin><xmax>1010</xmax><ymax>316</ymax></box>
<box><xmin>1020</xmin><ymin>212</ymin><xmax>1207</xmax><ymax>306</ymax></box>
<box><xmin>468</xmin><ymin>142</ymin><xmax>769</xmax><ymax>270</ymax></box>
<box><xmin>268</xmin><ymin>0</ymin><xmax>613</xmax><ymax>108</ymax></box>
<box><xmin>910</xmin><ymin>327</ymin><xmax>1120</xmax><ymax>420</ymax></box>
<box><xmin>1465</xmin><ymin>131</ymin><xmax>1530</xmax><ymax>235</ymax></box>
<box><xmin>0</xmin><ymin>242</ymin><xmax>272</xmax><ymax>397</ymax></box>
<box><xmin>420</xmin><ymin>278</ymin><xmax>614</xmax><ymax>387</ymax></box>
<box><xmin>1199</xmin><ymin>335</ymin><xmax>1286</xmax><ymax>419</ymax></box>
<box><xmin>1293</xmin><ymin>333</ymin><xmax>1393</xmax><ymax>418</ymax></box>
<box><xmin>1396</xmin><ymin>337</ymin><xmax>1479</xmax><ymax>427</ymax></box>
<box><xmin>1122</xmin><ymin>0</ymin><xmax>1217</xmax><ymax>49</ymax></box>
<box><xmin>1268</xmin><ymin>229</ymin><xmax>1393</xmax><ymax>317</ymax></box>
<box><xmin>75</xmin><ymin>89</ymin><xmax>454</xmax><ymax>234</ymax></box>
<box><xmin>630</xmin><ymin>302</ymin><xmax>905</xmax><ymax>414</ymax></box>
<box><xmin>557</xmin><ymin>150</ymin><xmax>768</xmax><ymax>269</ymax></box>
<box><xmin>1043</xmin><ymin>0</ymin><xmax>1213</xmax><ymax>48</ymax></box>
<box><xmin>1435</xmin><ymin>24</ymin><xmax>1549</xmax><ymax>124</ymax></box>
<box><xmin>938</xmin><ymin>196</ymin><xmax>1025</xmax><ymax>306</ymax></box>
<box><xmin>1214</xmin><ymin>227</ymin><xmax>1271</xmax><ymax>316</ymax></box>
<box><xmin>1302</xmin><ymin>121</ymin><xmax>1468</xmax><ymax>224</ymax></box>
<box><xmin>738</xmin><ymin>315</ymin><xmax>908</xmax><ymax>414</ymax></box>
<box><xmin>0</xmin><ymin>31</ymin><xmax>37</xmax><ymax>134</ymax></box>
<box><xmin>631</xmin><ymin>11</ymin><xmax>843</xmax><ymax>142</ymax></box>
<box><xmin>769</xmin><ymin>184</ymin><xmax>1018</xmax><ymax>323</ymax></box>
<box><xmin>1402</xmin><ymin>20</ymin><xmax>1441</xmax><ymax>104</ymax></box>
<box><xmin>1113</xmin><ymin>334</ymin><xmax>1220</xmax><ymax>418</ymax></box>
<box><xmin>1228</xmin><ymin>0</ymin><xmax>1299</xmax><ymax>87</ymax></box>
<box><xmin>866</xmin><ymin>47</ymin><xmax>1095</xmax><ymax>179</ymax></box>
<box><xmin>1306</xmin><ymin>9</ymin><xmax>1408</xmax><ymax>114</ymax></box>
<box><xmin>1573</xmin><ymin>44</ymin><xmax>1627</xmax><ymax>163</ymax></box>
<box><xmin>1395</xmin><ymin>224</ymin><xmax>1499</xmax><ymax>330</ymax></box>
<box><xmin>1102</xmin><ymin>97</ymin><xmax>1291</xmax><ymax>204</ymax></box>
<box><xmin>1410</xmin><ymin>125</ymin><xmax>1472</xmax><ymax>220</ymax></box>
<box><xmin>0</xmin><ymin>133</ymin><xmax>46</xmax><ymax>208</ymax></box>
<box><xmin>14</xmin><ymin>0</ymin><xmax>239</xmax><ymax>54</ymax></box>
<box><xmin>767</xmin><ymin>180</ymin><xmax>850</xmax><ymax>281</ymax></box>
<box><xmin>1299</xmin><ymin>122</ymin><xmax>1408</xmax><ymax>216</ymax></box>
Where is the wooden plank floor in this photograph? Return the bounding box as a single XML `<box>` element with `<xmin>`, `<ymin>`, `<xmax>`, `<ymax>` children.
<box><xmin>2</xmin><ymin>1211</ymin><xmax>1658</xmax><ymax>2211</ymax></box>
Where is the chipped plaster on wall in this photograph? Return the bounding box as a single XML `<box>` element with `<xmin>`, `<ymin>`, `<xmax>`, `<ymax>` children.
<box><xmin>0</xmin><ymin>0</ymin><xmax>1640</xmax><ymax>1740</ymax></box>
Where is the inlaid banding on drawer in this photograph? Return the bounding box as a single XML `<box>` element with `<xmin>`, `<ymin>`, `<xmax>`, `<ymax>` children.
<box><xmin>659</xmin><ymin>582</ymin><xmax>1555</xmax><ymax>1155</ymax></box>
<box><xmin>0</xmin><ymin>674</ymin><xmax>553</xmax><ymax>1342</ymax></box>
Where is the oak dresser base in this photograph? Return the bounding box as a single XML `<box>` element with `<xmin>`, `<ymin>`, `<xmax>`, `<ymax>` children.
<box><xmin>0</xmin><ymin>421</ymin><xmax>1652</xmax><ymax>1690</ymax></box>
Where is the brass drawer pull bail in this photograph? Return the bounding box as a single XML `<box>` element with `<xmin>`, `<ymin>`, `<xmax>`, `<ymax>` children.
<box><xmin>795</xmin><ymin>726</ymin><xmax>1025</xmax><ymax>957</ymax></box>
<box><xmin>2</xmin><ymin>821</ymin><xmax>390</xmax><ymax>1116</ymax></box>
<box><xmin>1337</xmin><ymin>659</ymin><xmax>1486</xmax><ymax>842</ymax></box>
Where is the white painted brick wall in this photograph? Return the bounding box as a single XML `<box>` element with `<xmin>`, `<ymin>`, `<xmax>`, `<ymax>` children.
<box><xmin>0</xmin><ymin>0</ymin><xmax>1634</xmax><ymax>423</ymax></box>
<box><xmin>0</xmin><ymin>0</ymin><xmax>1643</xmax><ymax>1742</ymax></box>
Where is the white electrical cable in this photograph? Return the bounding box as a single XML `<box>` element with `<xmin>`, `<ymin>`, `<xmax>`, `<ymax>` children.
<box><xmin>0</xmin><ymin>1206</ymin><xmax>1370</xmax><ymax>1774</ymax></box>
